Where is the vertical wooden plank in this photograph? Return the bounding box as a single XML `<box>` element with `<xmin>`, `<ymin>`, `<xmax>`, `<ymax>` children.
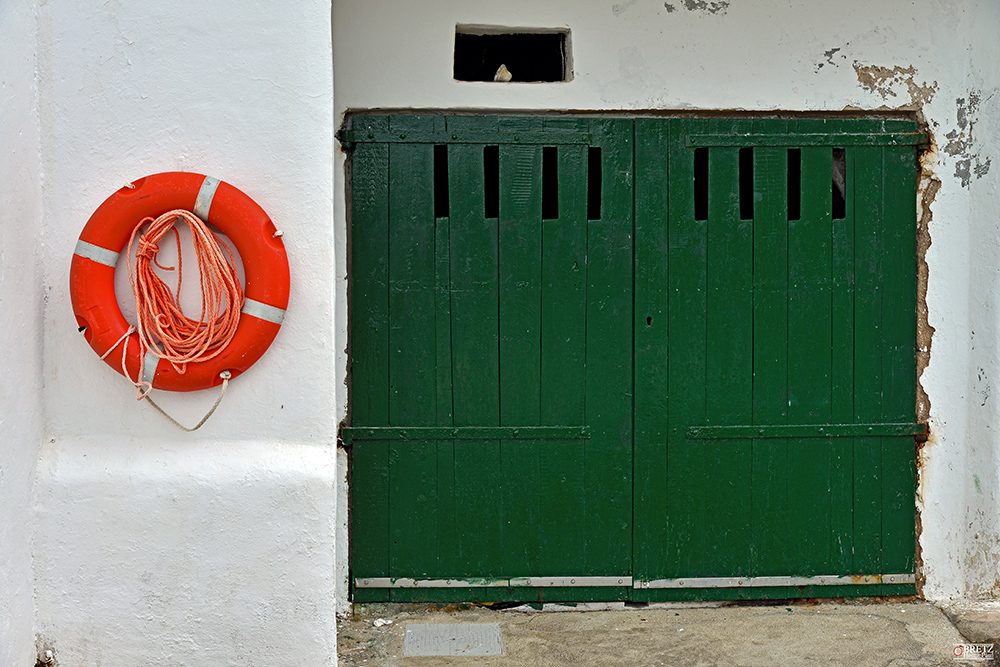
<box><xmin>584</xmin><ymin>118</ymin><xmax>633</xmax><ymax>577</ymax></box>
<box><xmin>750</xmin><ymin>119</ymin><xmax>790</xmax><ymax>578</ymax></box>
<box><xmin>387</xmin><ymin>116</ymin><xmax>439</xmax><ymax>581</ymax></box>
<box><xmin>828</xmin><ymin>123</ymin><xmax>856</xmax><ymax>573</ymax></box>
<box><xmin>701</xmin><ymin>118</ymin><xmax>753</xmax><ymax>576</ymax></box>
<box><xmin>352</xmin><ymin>115</ymin><xmax>392</xmax><ymax>428</ymax></box>
<box><xmin>633</xmin><ymin>118</ymin><xmax>670</xmax><ymax>590</ymax></box>
<box><xmin>450</xmin><ymin>121</ymin><xmax>501</xmax><ymax>426</ymax></box>
<box><xmin>498</xmin><ymin>119</ymin><xmax>544</xmax><ymax>578</ymax></box>
<box><xmin>434</xmin><ymin>214</ymin><xmax>457</xmax><ymax>580</ymax></box>
<box><xmin>786</xmin><ymin>120</ymin><xmax>834</xmax><ymax>573</ymax></box>
<box><xmin>447</xmin><ymin>115</ymin><xmax>503</xmax><ymax>577</ymax></box>
<box><xmin>881</xmin><ymin>141</ymin><xmax>918</xmax><ymax>579</ymax></box>
<box><xmin>853</xmin><ymin>145</ymin><xmax>884</xmax><ymax>578</ymax></box>
<box><xmin>435</xmin><ymin>215</ymin><xmax>454</xmax><ymax>427</ymax></box>
<box><xmin>498</xmin><ymin>121</ymin><xmax>543</xmax><ymax>427</ymax></box>
<box><xmin>388</xmin><ymin>118</ymin><xmax>439</xmax><ymax>425</ymax></box>
<box><xmin>664</xmin><ymin>118</ymin><xmax>708</xmax><ymax>577</ymax></box>
<box><xmin>350</xmin><ymin>115</ymin><xmax>391</xmax><ymax>600</ymax></box>
<box><xmin>539</xmin><ymin>139</ymin><xmax>588</xmax><ymax>575</ymax></box>
<box><xmin>433</xmin><ymin>122</ymin><xmax>457</xmax><ymax>577</ymax></box>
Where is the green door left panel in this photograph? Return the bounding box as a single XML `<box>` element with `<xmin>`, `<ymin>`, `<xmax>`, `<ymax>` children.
<box><xmin>348</xmin><ymin>115</ymin><xmax>635</xmax><ymax>602</ymax></box>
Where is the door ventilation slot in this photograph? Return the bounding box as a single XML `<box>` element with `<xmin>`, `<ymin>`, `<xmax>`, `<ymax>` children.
<box><xmin>694</xmin><ymin>147</ymin><xmax>708</xmax><ymax>221</ymax></box>
<box><xmin>739</xmin><ymin>147</ymin><xmax>754</xmax><ymax>220</ymax></box>
<box><xmin>787</xmin><ymin>148</ymin><xmax>801</xmax><ymax>221</ymax></box>
<box><xmin>832</xmin><ymin>147</ymin><xmax>847</xmax><ymax>219</ymax></box>
<box><xmin>587</xmin><ymin>147</ymin><xmax>602</xmax><ymax>220</ymax></box>
<box><xmin>542</xmin><ymin>146</ymin><xmax>559</xmax><ymax>219</ymax></box>
<box><xmin>484</xmin><ymin>145</ymin><xmax>499</xmax><ymax>218</ymax></box>
<box><xmin>434</xmin><ymin>144</ymin><xmax>449</xmax><ymax>218</ymax></box>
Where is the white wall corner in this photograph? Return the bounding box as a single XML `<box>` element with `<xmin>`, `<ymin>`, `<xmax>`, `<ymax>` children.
<box><xmin>0</xmin><ymin>0</ymin><xmax>45</xmax><ymax>665</ymax></box>
<box><xmin>33</xmin><ymin>438</ymin><xmax>339</xmax><ymax>667</ymax></box>
<box><xmin>31</xmin><ymin>0</ymin><xmax>338</xmax><ymax>664</ymax></box>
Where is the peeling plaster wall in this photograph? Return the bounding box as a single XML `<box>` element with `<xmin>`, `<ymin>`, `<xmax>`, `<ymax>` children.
<box><xmin>954</xmin><ymin>6</ymin><xmax>1000</xmax><ymax>599</ymax></box>
<box><xmin>0</xmin><ymin>1</ymin><xmax>44</xmax><ymax>664</ymax></box>
<box><xmin>333</xmin><ymin>0</ymin><xmax>1000</xmax><ymax>605</ymax></box>
<box><xmin>33</xmin><ymin>1</ymin><xmax>337</xmax><ymax>665</ymax></box>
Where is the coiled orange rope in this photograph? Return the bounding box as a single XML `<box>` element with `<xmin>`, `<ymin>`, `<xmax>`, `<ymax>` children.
<box><xmin>126</xmin><ymin>209</ymin><xmax>244</xmax><ymax>397</ymax></box>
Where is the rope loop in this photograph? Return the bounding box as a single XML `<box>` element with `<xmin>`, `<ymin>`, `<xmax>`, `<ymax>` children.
<box><xmin>144</xmin><ymin>370</ymin><xmax>232</xmax><ymax>432</ymax></box>
<box><xmin>111</xmin><ymin>208</ymin><xmax>246</xmax><ymax>427</ymax></box>
<box><xmin>126</xmin><ymin>209</ymin><xmax>244</xmax><ymax>377</ymax></box>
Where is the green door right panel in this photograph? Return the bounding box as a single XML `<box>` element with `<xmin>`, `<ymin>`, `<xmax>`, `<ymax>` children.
<box><xmin>633</xmin><ymin>118</ymin><xmax>920</xmax><ymax>600</ymax></box>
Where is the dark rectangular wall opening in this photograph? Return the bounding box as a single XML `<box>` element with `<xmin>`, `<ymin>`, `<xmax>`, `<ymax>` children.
<box><xmin>454</xmin><ymin>28</ymin><xmax>569</xmax><ymax>82</ymax></box>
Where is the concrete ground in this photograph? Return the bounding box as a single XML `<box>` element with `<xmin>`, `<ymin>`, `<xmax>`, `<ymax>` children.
<box><xmin>338</xmin><ymin>600</ymin><xmax>981</xmax><ymax>666</ymax></box>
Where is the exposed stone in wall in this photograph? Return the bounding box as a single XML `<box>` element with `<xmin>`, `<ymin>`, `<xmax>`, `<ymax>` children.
<box><xmin>815</xmin><ymin>46</ymin><xmax>849</xmax><ymax>73</ymax></box>
<box><xmin>853</xmin><ymin>63</ymin><xmax>939</xmax><ymax>108</ymax></box>
<box><xmin>917</xmin><ymin>147</ymin><xmax>939</xmax><ymax>425</ymax></box>
<box><xmin>662</xmin><ymin>0</ymin><xmax>729</xmax><ymax>15</ymax></box>
<box><xmin>943</xmin><ymin>93</ymin><xmax>991</xmax><ymax>188</ymax></box>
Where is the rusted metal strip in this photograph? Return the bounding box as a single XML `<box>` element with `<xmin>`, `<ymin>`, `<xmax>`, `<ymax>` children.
<box><xmin>509</xmin><ymin>576</ymin><xmax>631</xmax><ymax>587</ymax></box>
<box><xmin>355</xmin><ymin>578</ymin><xmax>510</xmax><ymax>589</ymax></box>
<box><xmin>686</xmin><ymin>423</ymin><xmax>927</xmax><ymax>439</ymax></box>
<box><xmin>634</xmin><ymin>573</ymin><xmax>915</xmax><ymax>589</ymax></box>
<box><xmin>356</xmin><ymin>576</ymin><xmax>632</xmax><ymax>588</ymax></box>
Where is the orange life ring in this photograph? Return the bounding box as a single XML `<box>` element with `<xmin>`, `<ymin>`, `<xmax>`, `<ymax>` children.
<box><xmin>70</xmin><ymin>172</ymin><xmax>289</xmax><ymax>392</ymax></box>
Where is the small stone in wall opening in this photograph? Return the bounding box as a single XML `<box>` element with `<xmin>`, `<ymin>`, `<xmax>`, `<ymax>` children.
<box><xmin>495</xmin><ymin>64</ymin><xmax>512</xmax><ymax>82</ymax></box>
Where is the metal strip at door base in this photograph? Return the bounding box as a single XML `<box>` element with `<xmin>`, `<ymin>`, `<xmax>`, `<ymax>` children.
<box><xmin>634</xmin><ymin>573</ymin><xmax>915</xmax><ymax>589</ymax></box>
<box><xmin>355</xmin><ymin>576</ymin><xmax>632</xmax><ymax>588</ymax></box>
<box><xmin>357</xmin><ymin>574</ymin><xmax>914</xmax><ymax>589</ymax></box>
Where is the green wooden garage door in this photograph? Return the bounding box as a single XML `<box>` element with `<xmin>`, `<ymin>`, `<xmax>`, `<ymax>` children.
<box><xmin>342</xmin><ymin>115</ymin><xmax>925</xmax><ymax>603</ymax></box>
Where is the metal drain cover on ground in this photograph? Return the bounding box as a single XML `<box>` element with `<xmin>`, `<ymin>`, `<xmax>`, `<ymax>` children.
<box><xmin>403</xmin><ymin>623</ymin><xmax>503</xmax><ymax>656</ymax></box>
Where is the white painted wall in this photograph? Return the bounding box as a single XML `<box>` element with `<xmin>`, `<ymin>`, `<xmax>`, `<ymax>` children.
<box><xmin>10</xmin><ymin>0</ymin><xmax>1000</xmax><ymax>664</ymax></box>
<box><xmin>953</xmin><ymin>6</ymin><xmax>1000</xmax><ymax>598</ymax></box>
<box><xmin>0</xmin><ymin>1</ymin><xmax>44</xmax><ymax>664</ymax></box>
<box><xmin>33</xmin><ymin>1</ymin><xmax>337</xmax><ymax>665</ymax></box>
<box><xmin>333</xmin><ymin>0</ymin><xmax>1000</xmax><ymax>602</ymax></box>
